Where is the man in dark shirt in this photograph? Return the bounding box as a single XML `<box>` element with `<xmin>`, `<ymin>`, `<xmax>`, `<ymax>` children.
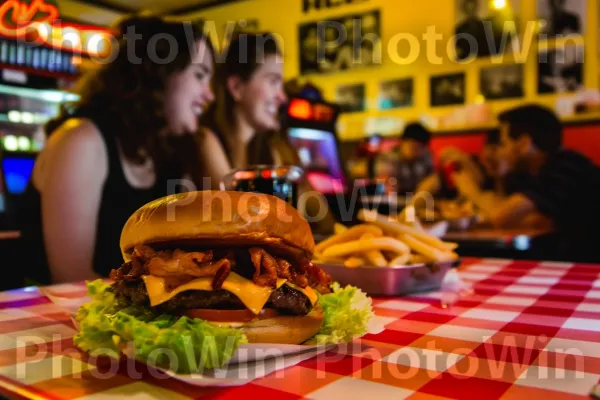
<box><xmin>453</xmin><ymin>104</ymin><xmax>600</xmax><ymax>261</ymax></box>
<box><xmin>389</xmin><ymin>123</ymin><xmax>434</xmax><ymax>195</ymax></box>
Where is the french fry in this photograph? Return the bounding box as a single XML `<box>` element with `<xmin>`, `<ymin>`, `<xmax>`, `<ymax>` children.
<box><xmin>389</xmin><ymin>253</ymin><xmax>410</xmax><ymax>266</ymax></box>
<box><xmin>361</xmin><ymin>233</ymin><xmax>387</xmax><ymax>267</ymax></box>
<box><xmin>334</xmin><ymin>223</ymin><xmax>348</xmax><ymax>235</ymax></box>
<box><xmin>409</xmin><ymin>254</ymin><xmax>429</xmax><ymax>264</ymax></box>
<box><xmin>344</xmin><ymin>256</ymin><xmax>365</xmax><ymax>268</ymax></box>
<box><xmin>400</xmin><ymin>234</ymin><xmax>444</xmax><ymax>262</ymax></box>
<box><xmin>314</xmin><ymin>210</ymin><xmax>460</xmax><ymax>269</ymax></box>
<box><xmin>358</xmin><ymin>209</ymin><xmax>451</xmax><ymax>252</ymax></box>
<box><xmin>400</xmin><ymin>234</ymin><xmax>457</xmax><ymax>262</ymax></box>
<box><xmin>441</xmin><ymin>242</ymin><xmax>459</xmax><ymax>251</ymax></box>
<box><xmin>397</xmin><ymin>205</ymin><xmax>421</xmax><ymax>229</ymax></box>
<box><xmin>365</xmin><ymin>250</ymin><xmax>387</xmax><ymax>267</ymax></box>
<box><xmin>315</xmin><ymin>224</ymin><xmax>383</xmax><ymax>254</ymax></box>
<box><xmin>323</xmin><ymin>237</ymin><xmax>410</xmax><ymax>258</ymax></box>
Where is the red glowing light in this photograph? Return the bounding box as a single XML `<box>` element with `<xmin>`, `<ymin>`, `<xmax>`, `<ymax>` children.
<box><xmin>313</xmin><ymin>104</ymin><xmax>334</xmax><ymax>122</ymax></box>
<box><xmin>288</xmin><ymin>99</ymin><xmax>312</xmax><ymax>120</ymax></box>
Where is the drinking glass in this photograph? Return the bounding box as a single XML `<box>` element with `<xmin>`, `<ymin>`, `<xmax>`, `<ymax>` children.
<box><xmin>221</xmin><ymin>165</ymin><xmax>304</xmax><ymax>207</ymax></box>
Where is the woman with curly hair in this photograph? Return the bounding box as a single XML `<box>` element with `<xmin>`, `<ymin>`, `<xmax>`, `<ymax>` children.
<box><xmin>19</xmin><ymin>14</ymin><xmax>215</xmax><ymax>284</ymax></box>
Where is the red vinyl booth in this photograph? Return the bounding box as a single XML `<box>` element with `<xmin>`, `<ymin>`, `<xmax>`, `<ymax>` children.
<box><xmin>429</xmin><ymin>122</ymin><xmax>600</xmax><ymax>166</ymax></box>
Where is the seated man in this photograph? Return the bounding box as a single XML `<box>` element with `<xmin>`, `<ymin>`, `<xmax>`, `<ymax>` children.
<box><xmin>453</xmin><ymin>104</ymin><xmax>600</xmax><ymax>262</ymax></box>
<box><xmin>477</xmin><ymin>128</ymin><xmax>509</xmax><ymax>194</ymax></box>
<box><xmin>389</xmin><ymin>122</ymin><xmax>434</xmax><ymax>195</ymax></box>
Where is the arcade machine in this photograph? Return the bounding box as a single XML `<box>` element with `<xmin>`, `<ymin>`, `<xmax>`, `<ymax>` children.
<box><xmin>283</xmin><ymin>88</ymin><xmax>377</xmax><ymax>226</ymax></box>
<box><xmin>350</xmin><ymin>135</ymin><xmax>406</xmax><ymax>214</ymax></box>
<box><xmin>285</xmin><ymin>96</ymin><xmax>347</xmax><ymax>195</ymax></box>
<box><xmin>0</xmin><ymin>150</ymin><xmax>36</xmax><ymax>226</ymax></box>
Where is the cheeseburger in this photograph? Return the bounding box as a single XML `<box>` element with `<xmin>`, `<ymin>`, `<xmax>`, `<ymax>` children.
<box><xmin>109</xmin><ymin>190</ymin><xmax>332</xmax><ymax>345</ymax></box>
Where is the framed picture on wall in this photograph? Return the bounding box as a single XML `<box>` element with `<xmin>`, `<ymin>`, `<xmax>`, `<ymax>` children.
<box><xmin>336</xmin><ymin>83</ymin><xmax>365</xmax><ymax>113</ymax></box>
<box><xmin>480</xmin><ymin>64</ymin><xmax>524</xmax><ymax>100</ymax></box>
<box><xmin>537</xmin><ymin>0</ymin><xmax>586</xmax><ymax>37</ymax></box>
<box><xmin>298</xmin><ymin>9</ymin><xmax>381</xmax><ymax>75</ymax></box>
<box><xmin>454</xmin><ymin>0</ymin><xmax>521</xmax><ymax>60</ymax></box>
<box><xmin>430</xmin><ymin>73</ymin><xmax>465</xmax><ymax>107</ymax></box>
<box><xmin>378</xmin><ymin>78</ymin><xmax>413</xmax><ymax>110</ymax></box>
<box><xmin>538</xmin><ymin>44</ymin><xmax>584</xmax><ymax>94</ymax></box>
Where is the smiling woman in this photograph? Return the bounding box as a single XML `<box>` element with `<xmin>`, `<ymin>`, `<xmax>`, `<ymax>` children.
<box><xmin>197</xmin><ymin>33</ymin><xmax>291</xmax><ymax>188</ymax></box>
<box><xmin>17</xmin><ymin>13</ymin><xmax>216</xmax><ymax>285</ymax></box>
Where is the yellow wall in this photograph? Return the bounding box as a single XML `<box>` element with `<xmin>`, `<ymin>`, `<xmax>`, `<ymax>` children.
<box><xmin>186</xmin><ymin>0</ymin><xmax>598</xmax><ymax>140</ymax></box>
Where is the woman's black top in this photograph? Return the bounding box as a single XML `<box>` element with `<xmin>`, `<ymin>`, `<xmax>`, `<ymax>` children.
<box><xmin>19</xmin><ymin>109</ymin><xmax>181</xmax><ymax>284</ymax></box>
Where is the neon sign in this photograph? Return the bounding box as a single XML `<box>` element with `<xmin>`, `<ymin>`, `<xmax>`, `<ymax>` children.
<box><xmin>0</xmin><ymin>0</ymin><xmax>111</xmax><ymax>57</ymax></box>
<box><xmin>34</xmin><ymin>22</ymin><xmax>112</xmax><ymax>57</ymax></box>
<box><xmin>0</xmin><ymin>0</ymin><xmax>58</xmax><ymax>35</ymax></box>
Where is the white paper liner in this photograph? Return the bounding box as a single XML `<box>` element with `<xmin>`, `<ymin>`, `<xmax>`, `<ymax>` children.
<box><xmin>118</xmin><ymin>343</ymin><xmax>336</xmax><ymax>387</ymax></box>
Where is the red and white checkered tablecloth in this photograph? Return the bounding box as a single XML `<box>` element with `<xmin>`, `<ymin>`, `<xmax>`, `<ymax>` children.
<box><xmin>0</xmin><ymin>257</ymin><xmax>598</xmax><ymax>399</ymax></box>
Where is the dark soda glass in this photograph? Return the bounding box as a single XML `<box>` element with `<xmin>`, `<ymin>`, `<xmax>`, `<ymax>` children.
<box><xmin>222</xmin><ymin>166</ymin><xmax>304</xmax><ymax>207</ymax></box>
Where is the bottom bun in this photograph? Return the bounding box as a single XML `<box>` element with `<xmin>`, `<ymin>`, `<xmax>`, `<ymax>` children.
<box><xmin>234</xmin><ymin>305</ymin><xmax>324</xmax><ymax>345</ymax></box>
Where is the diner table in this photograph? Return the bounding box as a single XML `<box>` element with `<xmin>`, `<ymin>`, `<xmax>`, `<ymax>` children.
<box><xmin>0</xmin><ymin>257</ymin><xmax>598</xmax><ymax>399</ymax></box>
<box><xmin>442</xmin><ymin>228</ymin><xmax>557</xmax><ymax>261</ymax></box>
<box><xmin>443</xmin><ymin>228</ymin><xmax>553</xmax><ymax>251</ymax></box>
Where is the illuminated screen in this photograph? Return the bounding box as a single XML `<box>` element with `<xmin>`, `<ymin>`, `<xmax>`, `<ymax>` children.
<box><xmin>2</xmin><ymin>157</ymin><xmax>35</xmax><ymax>194</ymax></box>
<box><xmin>288</xmin><ymin>128</ymin><xmax>345</xmax><ymax>192</ymax></box>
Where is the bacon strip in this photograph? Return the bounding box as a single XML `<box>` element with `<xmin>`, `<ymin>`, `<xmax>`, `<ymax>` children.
<box><xmin>259</xmin><ymin>252</ymin><xmax>279</xmax><ymax>287</ymax></box>
<box><xmin>146</xmin><ymin>249</ymin><xmax>215</xmax><ymax>277</ymax></box>
<box><xmin>249</xmin><ymin>248</ymin><xmax>278</xmax><ymax>287</ymax></box>
<box><xmin>113</xmin><ymin>245</ymin><xmax>331</xmax><ymax>294</ymax></box>
<box><xmin>289</xmin><ymin>258</ymin><xmax>309</xmax><ymax>288</ymax></box>
<box><xmin>210</xmin><ymin>259</ymin><xmax>232</xmax><ymax>290</ymax></box>
<box><xmin>307</xmin><ymin>262</ymin><xmax>333</xmax><ymax>294</ymax></box>
<box><xmin>292</xmin><ymin>273</ymin><xmax>308</xmax><ymax>288</ymax></box>
<box><xmin>274</xmin><ymin>257</ymin><xmax>292</xmax><ymax>279</ymax></box>
<box><xmin>249</xmin><ymin>248</ymin><xmax>263</xmax><ymax>280</ymax></box>
<box><xmin>109</xmin><ymin>258</ymin><xmax>145</xmax><ymax>282</ymax></box>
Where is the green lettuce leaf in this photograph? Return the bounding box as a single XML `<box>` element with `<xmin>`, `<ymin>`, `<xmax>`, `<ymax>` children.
<box><xmin>73</xmin><ymin>280</ymin><xmax>247</xmax><ymax>374</ymax></box>
<box><xmin>73</xmin><ymin>280</ymin><xmax>375</xmax><ymax>372</ymax></box>
<box><xmin>309</xmin><ymin>282</ymin><xmax>375</xmax><ymax>345</ymax></box>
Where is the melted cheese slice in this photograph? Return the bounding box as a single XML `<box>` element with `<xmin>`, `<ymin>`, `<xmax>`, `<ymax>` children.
<box><xmin>142</xmin><ymin>272</ymin><xmax>286</xmax><ymax>314</ymax></box>
<box><xmin>284</xmin><ymin>282</ymin><xmax>318</xmax><ymax>306</ymax></box>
